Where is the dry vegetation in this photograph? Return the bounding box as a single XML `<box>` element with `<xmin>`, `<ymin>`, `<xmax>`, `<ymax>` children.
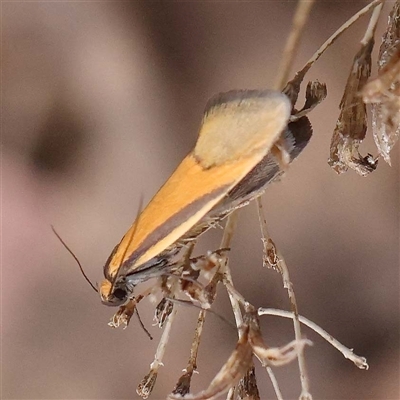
<box><xmin>83</xmin><ymin>1</ymin><xmax>400</xmax><ymax>399</ymax></box>
<box><xmin>98</xmin><ymin>2</ymin><xmax>400</xmax><ymax>400</ymax></box>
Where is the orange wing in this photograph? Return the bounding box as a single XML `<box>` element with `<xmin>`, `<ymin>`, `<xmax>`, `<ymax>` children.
<box><xmin>106</xmin><ymin>89</ymin><xmax>291</xmax><ymax>280</ymax></box>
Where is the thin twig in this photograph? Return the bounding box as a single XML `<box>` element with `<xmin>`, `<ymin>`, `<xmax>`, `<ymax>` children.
<box><xmin>256</xmin><ymin>198</ymin><xmax>311</xmax><ymax>400</ymax></box>
<box><xmin>172</xmin><ymin>308</ymin><xmax>207</xmax><ymax>396</ymax></box>
<box><xmin>220</xmin><ymin>0</ymin><xmax>317</xmax><ymax>331</ymax></box>
<box><xmin>298</xmin><ymin>0</ymin><xmax>384</xmax><ymax>78</ymax></box>
<box><xmin>151</xmin><ymin>307</ymin><xmax>178</xmax><ymax>370</ymax></box>
<box><xmin>137</xmin><ymin>307</ymin><xmax>178</xmax><ymax>399</ymax></box>
<box><xmin>226</xmin><ymin>386</ymin><xmax>235</xmax><ymax>400</ymax></box>
<box><xmin>223</xmin><ymin>281</ymin><xmax>284</xmax><ymax>400</ymax></box>
<box><xmin>187</xmin><ymin>309</ymin><xmax>207</xmax><ymax>374</ymax></box>
<box><xmin>274</xmin><ymin>0</ymin><xmax>316</xmax><ymax>90</ymax></box>
<box><xmin>361</xmin><ymin>2</ymin><xmax>384</xmax><ymax>45</ymax></box>
<box><xmin>258</xmin><ymin>308</ymin><xmax>369</xmax><ymax>370</ymax></box>
<box><xmin>220</xmin><ymin>212</ymin><xmax>243</xmax><ymax>329</ymax></box>
<box><xmin>262</xmin><ymin>1</ymin><xmax>316</xmax><ymax>398</ymax></box>
<box><xmin>265</xmin><ymin>368</ymin><xmax>284</xmax><ymax>400</ymax></box>
<box><xmin>221</xmin><ymin>0</ymin><xmax>316</xmax><ymax>334</ymax></box>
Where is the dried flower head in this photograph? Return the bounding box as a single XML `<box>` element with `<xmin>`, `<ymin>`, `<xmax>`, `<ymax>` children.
<box><xmin>363</xmin><ymin>1</ymin><xmax>400</xmax><ymax>164</ymax></box>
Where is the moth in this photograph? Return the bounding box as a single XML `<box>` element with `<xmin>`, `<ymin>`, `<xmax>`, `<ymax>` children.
<box><xmin>99</xmin><ymin>89</ymin><xmax>313</xmax><ymax>306</ymax></box>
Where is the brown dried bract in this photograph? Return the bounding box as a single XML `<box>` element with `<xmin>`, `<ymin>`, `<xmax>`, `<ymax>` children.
<box><xmin>362</xmin><ymin>1</ymin><xmax>400</xmax><ymax>164</ymax></box>
<box><xmin>245</xmin><ymin>308</ymin><xmax>311</xmax><ymax>367</ymax></box>
<box><xmin>172</xmin><ymin>371</ymin><xmax>193</xmax><ymax>398</ymax></box>
<box><xmin>271</xmin><ymin>79</ymin><xmax>326</xmax><ymax>176</ymax></box>
<box><xmin>175</xmin><ymin>250</ymin><xmax>227</xmax><ymax>308</ymax></box>
<box><xmin>291</xmin><ymin>80</ymin><xmax>328</xmax><ymax>121</ymax></box>
<box><xmin>362</xmin><ymin>46</ymin><xmax>400</xmax><ymax>102</ymax></box>
<box><xmin>282</xmin><ymin>69</ymin><xmax>309</xmax><ymax>108</ymax></box>
<box><xmin>261</xmin><ymin>237</ymin><xmax>280</xmax><ymax>271</ymax></box>
<box><xmin>179</xmin><ymin>279</ymin><xmax>211</xmax><ymax>309</ymax></box>
<box><xmin>154</xmin><ymin>298</ymin><xmax>174</xmax><ymax>328</ymax></box>
<box><xmin>378</xmin><ymin>0</ymin><xmax>400</xmax><ymax>68</ymax></box>
<box><xmin>172</xmin><ymin>309</ymin><xmax>210</xmax><ymax>398</ymax></box>
<box><xmin>137</xmin><ymin>370</ymin><xmax>158</xmax><ymax>400</ymax></box>
<box><xmin>188</xmin><ymin>249</ymin><xmax>229</xmax><ymax>273</ymax></box>
<box><xmin>168</xmin><ymin>308</ymin><xmax>310</xmax><ymax>400</ymax></box>
<box><xmin>328</xmin><ymin>38</ymin><xmax>376</xmax><ymax>175</ymax></box>
<box><xmin>236</xmin><ymin>365</ymin><xmax>260</xmax><ymax>400</ymax></box>
<box><xmin>168</xmin><ymin>325</ymin><xmax>253</xmax><ymax>400</ymax></box>
<box><xmin>109</xmin><ymin>291</ymin><xmax>150</xmax><ymax>329</ymax></box>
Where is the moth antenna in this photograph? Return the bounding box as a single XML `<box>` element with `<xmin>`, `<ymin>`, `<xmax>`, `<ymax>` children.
<box><xmin>51</xmin><ymin>225</ymin><xmax>98</xmax><ymax>293</ymax></box>
<box><xmin>135</xmin><ymin>306</ymin><xmax>153</xmax><ymax>340</ymax></box>
<box><xmin>111</xmin><ymin>196</ymin><xmax>145</xmax><ymax>292</ymax></box>
<box><xmin>166</xmin><ymin>297</ymin><xmax>236</xmax><ymax>330</ymax></box>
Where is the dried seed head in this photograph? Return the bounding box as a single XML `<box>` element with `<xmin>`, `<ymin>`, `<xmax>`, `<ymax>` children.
<box><xmin>137</xmin><ymin>369</ymin><xmax>158</xmax><ymax>400</ymax></box>
<box><xmin>329</xmin><ymin>38</ymin><xmax>374</xmax><ymax>176</ymax></box>
<box><xmin>261</xmin><ymin>237</ymin><xmax>280</xmax><ymax>271</ymax></box>
<box><xmin>236</xmin><ymin>365</ymin><xmax>260</xmax><ymax>400</ymax></box>
<box><xmin>154</xmin><ymin>298</ymin><xmax>174</xmax><ymax>328</ymax></box>
<box><xmin>362</xmin><ymin>1</ymin><xmax>400</xmax><ymax>164</ymax></box>
<box><xmin>108</xmin><ymin>300</ymin><xmax>136</xmax><ymax>329</ymax></box>
<box><xmin>172</xmin><ymin>371</ymin><xmax>193</xmax><ymax>398</ymax></box>
<box><xmin>291</xmin><ymin>80</ymin><xmax>328</xmax><ymax>121</ymax></box>
<box><xmin>169</xmin><ymin>326</ymin><xmax>253</xmax><ymax>400</ymax></box>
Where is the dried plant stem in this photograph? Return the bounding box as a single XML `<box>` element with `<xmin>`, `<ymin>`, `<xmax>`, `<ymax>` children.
<box><xmin>274</xmin><ymin>0</ymin><xmax>316</xmax><ymax>90</ymax></box>
<box><xmin>220</xmin><ymin>210</ymin><xmax>239</xmax><ymax>250</ymax></box>
<box><xmin>260</xmin><ymin>1</ymin><xmax>316</xmax><ymax>398</ymax></box>
<box><xmin>258</xmin><ymin>308</ymin><xmax>369</xmax><ymax>370</ymax></box>
<box><xmin>172</xmin><ymin>308</ymin><xmax>207</xmax><ymax>396</ymax></box>
<box><xmin>220</xmin><ymin>0</ymin><xmax>316</xmax><ymax>333</ymax></box>
<box><xmin>361</xmin><ymin>2</ymin><xmax>384</xmax><ymax>45</ymax></box>
<box><xmin>220</xmin><ymin>214</ymin><xmax>267</xmax><ymax>400</ymax></box>
<box><xmin>298</xmin><ymin>0</ymin><xmax>384</xmax><ymax>78</ymax></box>
<box><xmin>172</xmin><ymin>212</ymin><xmax>241</xmax><ymax>397</ymax></box>
<box><xmin>137</xmin><ymin>306</ymin><xmax>179</xmax><ymax>398</ymax></box>
<box><xmin>220</xmin><ymin>212</ymin><xmax>244</xmax><ymax>329</ymax></box>
<box><xmin>151</xmin><ymin>307</ymin><xmax>178</xmax><ymax>370</ymax></box>
<box><xmin>256</xmin><ymin>198</ymin><xmax>311</xmax><ymax>400</ymax></box>
<box><xmin>226</xmin><ymin>387</ymin><xmax>235</xmax><ymax>400</ymax></box>
<box><xmin>222</xmin><ymin>281</ymin><xmax>284</xmax><ymax>400</ymax></box>
<box><xmin>265</xmin><ymin>368</ymin><xmax>284</xmax><ymax>400</ymax></box>
<box><xmin>187</xmin><ymin>309</ymin><xmax>206</xmax><ymax>374</ymax></box>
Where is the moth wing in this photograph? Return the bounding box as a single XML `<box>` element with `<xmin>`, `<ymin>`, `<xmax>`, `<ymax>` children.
<box><xmin>213</xmin><ymin>115</ymin><xmax>313</xmax><ymax>214</ymax></box>
<box><xmin>195</xmin><ymin>89</ymin><xmax>291</xmax><ymax>167</ymax></box>
<box><xmin>108</xmin><ymin>90</ymin><xmax>290</xmax><ymax>278</ymax></box>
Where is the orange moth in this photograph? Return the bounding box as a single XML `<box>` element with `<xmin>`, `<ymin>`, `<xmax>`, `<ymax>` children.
<box><xmin>100</xmin><ymin>89</ymin><xmax>312</xmax><ymax>306</ymax></box>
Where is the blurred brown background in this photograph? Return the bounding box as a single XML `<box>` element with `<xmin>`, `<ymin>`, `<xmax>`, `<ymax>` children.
<box><xmin>2</xmin><ymin>1</ymin><xmax>399</xmax><ymax>399</ymax></box>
